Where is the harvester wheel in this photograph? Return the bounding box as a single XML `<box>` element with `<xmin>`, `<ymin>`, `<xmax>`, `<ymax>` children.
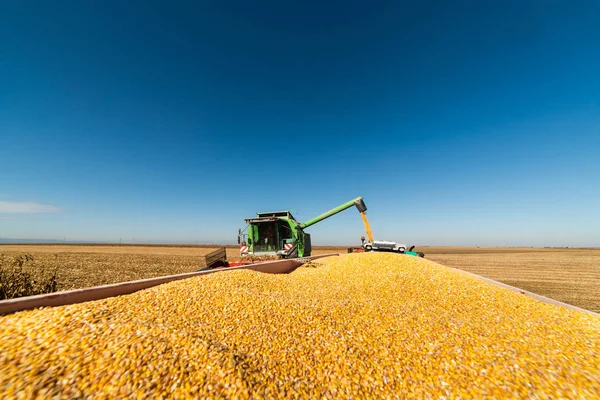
<box><xmin>365</xmin><ymin>245</ymin><xmax>373</xmax><ymax>252</ymax></box>
<box><xmin>397</xmin><ymin>247</ymin><xmax>405</xmax><ymax>253</ymax></box>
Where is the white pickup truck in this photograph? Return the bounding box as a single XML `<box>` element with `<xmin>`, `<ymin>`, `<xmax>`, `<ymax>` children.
<box><xmin>363</xmin><ymin>240</ymin><xmax>409</xmax><ymax>253</ymax></box>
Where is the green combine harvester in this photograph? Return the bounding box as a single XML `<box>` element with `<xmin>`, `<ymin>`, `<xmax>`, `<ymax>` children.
<box><xmin>237</xmin><ymin>197</ymin><xmax>423</xmax><ymax>258</ymax></box>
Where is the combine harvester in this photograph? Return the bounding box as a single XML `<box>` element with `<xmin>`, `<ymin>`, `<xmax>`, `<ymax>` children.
<box><xmin>201</xmin><ymin>196</ymin><xmax>422</xmax><ymax>270</ymax></box>
<box><xmin>237</xmin><ymin>196</ymin><xmax>423</xmax><ymax>258</ymax></box>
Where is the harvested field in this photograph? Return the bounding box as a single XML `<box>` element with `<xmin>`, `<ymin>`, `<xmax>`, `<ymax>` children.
<box><xmin>1</xmin><ymin>253</ymin><xmax>598</xmax><ymax>398</ymax></box>
<box><xmin>1</xmin><ymin>245</ymin><xmax>598</xmax><ymax>313</ymax></box>
<box><xmin>426</xmin><ymin>249</ymin><xmax>600</xmax><ymax>313</ymax></box>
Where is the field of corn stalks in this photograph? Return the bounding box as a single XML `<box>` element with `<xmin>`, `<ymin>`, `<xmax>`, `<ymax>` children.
<box><xmin>1</xmin><ymin>252</ymin><xmax>598</xmax><ymax>398</ymax></box>
<box><xmin>0</xmin><ymin>254</ymin><xmax>58</xmax><ymax>300</ymax></box>
<box><xmin>0</xmin><ymin>247</ymin><xmax>206</xmax><ymax>292</ymax></box>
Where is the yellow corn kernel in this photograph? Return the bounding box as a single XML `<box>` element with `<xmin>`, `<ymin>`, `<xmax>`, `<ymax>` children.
<box><xmin>0</xmin><ymin>252</ymin><xmax>598</xmax><ymax>398</ymax></box>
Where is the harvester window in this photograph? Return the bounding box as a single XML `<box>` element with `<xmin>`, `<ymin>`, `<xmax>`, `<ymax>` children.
<box><xmin>251</xmin><ymin>221</ymin><xmax>294</xmax><ymax>253</ymax></box>
<box><xmin>254</xmin><ymin>223</ymin><xmax>277</xmax><ymax>252</ymax></box>
<box><xmin>277</xmin><ymin>222</ymin><xmax>293</xmax><ymax>248</ymax></box>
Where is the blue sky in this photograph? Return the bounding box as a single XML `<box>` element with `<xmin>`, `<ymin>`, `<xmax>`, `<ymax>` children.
<box><xmin>1</xmin><ymin>1</ymin><xmax>599</xmax><ymax>246</ymax></box>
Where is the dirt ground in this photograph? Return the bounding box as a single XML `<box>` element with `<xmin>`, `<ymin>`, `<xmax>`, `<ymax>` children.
<box><xmin>1</xmin><ymin>244</ymin><xmax>598</xmax><ymax>312</ymax></box>
<box><xmin>424</xmin><ymin>248</ymin><xmax>600</xmax><ymax>313</ymax></box>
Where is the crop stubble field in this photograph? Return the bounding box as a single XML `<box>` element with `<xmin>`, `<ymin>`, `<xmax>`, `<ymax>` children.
<box><xmin>0</xmin><ymin>244</ymin><xmax>599</xmax><ymax>313</ymax></box>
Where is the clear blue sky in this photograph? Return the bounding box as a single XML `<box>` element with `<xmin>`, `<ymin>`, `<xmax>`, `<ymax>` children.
<box><xmin>1</xmin><ymin>1</ymin><xmax>599</xmax><ymax>246</ymax></box>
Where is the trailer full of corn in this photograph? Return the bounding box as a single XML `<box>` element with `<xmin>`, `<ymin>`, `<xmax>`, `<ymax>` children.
<box><xmin>1</xmin><ymin>253</ymin><xmax>599</xmax><ymax>398</ymax></box>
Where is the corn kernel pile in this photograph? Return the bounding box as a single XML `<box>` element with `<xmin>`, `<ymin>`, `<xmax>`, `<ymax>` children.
<box><xmin>1</xmin><ymin>253</ymin><xmax>599</xmax><ymax>398</ymax></box>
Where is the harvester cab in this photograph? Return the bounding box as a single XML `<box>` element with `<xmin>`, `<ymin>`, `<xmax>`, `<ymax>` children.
<box><xmin>239</xmin><ymin>211</ymin><xmax>307</xmax><ymax>259</ymax></box>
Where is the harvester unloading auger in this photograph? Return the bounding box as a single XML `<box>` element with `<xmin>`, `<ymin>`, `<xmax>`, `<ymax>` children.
<box><xmin>237</xmin><ymin>196</ymin><xmax>424</xmax><ymax>259</ymax></box>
